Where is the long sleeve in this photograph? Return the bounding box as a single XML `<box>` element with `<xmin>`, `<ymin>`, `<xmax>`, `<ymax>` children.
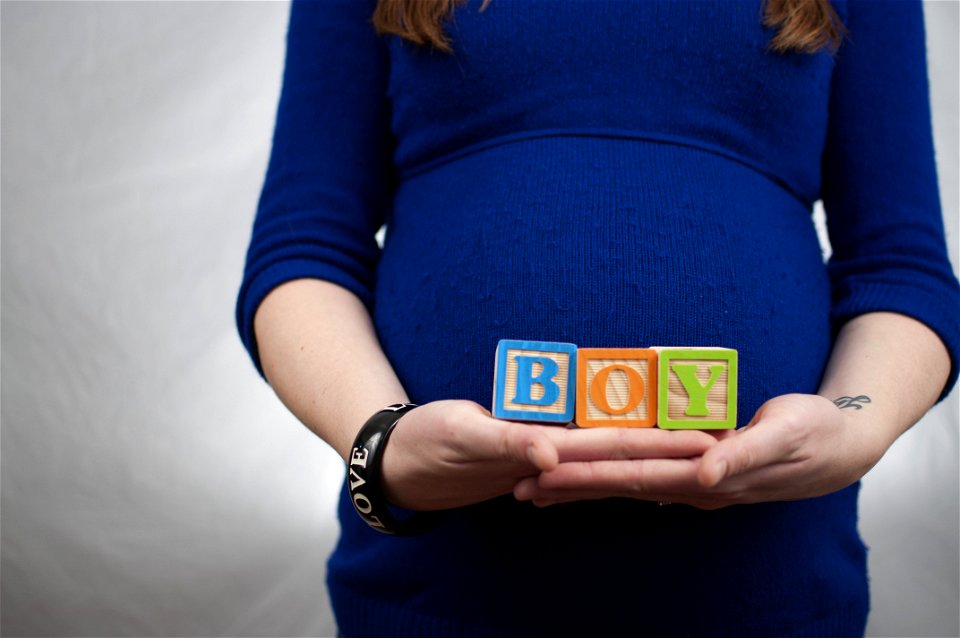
<box><xmin>821</xmin><ymin>0</ymin><xmax>960</xmax><ymax>399</ymax></box>
<box><xmin>236</xmin><ymin>0</ymin><xmax>393</xmax><ymax>374</ymax></box>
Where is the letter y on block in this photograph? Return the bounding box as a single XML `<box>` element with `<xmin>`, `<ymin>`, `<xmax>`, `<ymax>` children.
<box><xmin>657</xmin><ymin>348</ymin><xmax>737</xmax><ymax>429</ymax></box>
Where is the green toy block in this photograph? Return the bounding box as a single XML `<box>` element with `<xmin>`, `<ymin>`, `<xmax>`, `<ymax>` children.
<box><xmin>657</xmin><ymin>348</ymin><xmax>737</xmax><ymax>429</ymax></box>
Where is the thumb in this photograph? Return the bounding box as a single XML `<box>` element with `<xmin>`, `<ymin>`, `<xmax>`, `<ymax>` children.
<box><xmin>494</xmin><ymin>423</ymin><xmax>559</xmax><ymax>471</ymax></box>
<box><xmin>462</xmin><ymin>408</ymin><xmax>559</xmax><ymax>471</ymax></box>
<box><xmin>524</xmin><ymin>429</ymin><xmax>559</xmax><ymax>471</ymax></box>
<box><xmin>698</xmin><ymin>412</ymin><xmax>790</xmax><ymax>488</ymax></box>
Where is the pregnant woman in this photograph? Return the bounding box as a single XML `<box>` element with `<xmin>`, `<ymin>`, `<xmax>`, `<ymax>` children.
<box><xmin>237</xmin><ymin>1</ymin><xmax>959</xmax><ymax>635</ymax></box>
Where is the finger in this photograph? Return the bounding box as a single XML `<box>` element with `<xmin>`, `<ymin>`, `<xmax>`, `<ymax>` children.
<box><xmin>517</xmin><ymin>458</ymin><xmax>800</xmax><ymax>506</ymax></box>
<box><xmin>536</xmin><ymin>457</ymin><xmax>703</xmax><ymax>494</ymax></box>
<box><xmin>514</xmin><ymin>474</ymin><xmax>677</xmax><ymax>505</ymax></box>
<box><xmin>519</xmin><ymin>484</ymin><xmax>695</xmax><ymax>507</ymax></box>
<box><xmin>530</xmin><ymin>493</ymin><xmax>687</xmax><ymax>507</ymax></box>
<box><xmin>535</xmin><ymin>427</ymin><xmax>717</xmax><ymax>462</ymax></box>
<box><xmin>515</xmin><ymin>471</ymin><xmax>744</xmax><ymax>510</ymax></box>
<box><xmin>513</xmin><ymin>476</ymin><xmax>540</xmax><ymax>501</ymax></box>
<box><xmin>698</xmin><ymin>411</ymin><xmax>806</xmax><ymax>488</ymax></box>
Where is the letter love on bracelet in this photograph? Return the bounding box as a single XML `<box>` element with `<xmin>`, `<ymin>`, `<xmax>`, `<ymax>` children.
<box><xmin>492</xmin><ymin>340</ymin><xmax>738</xmax><ymax>429</ymax></box>
<box><xmin>348</xmin><ymin>404</ymin><xmax>440</xmax><ymax>536</ymax></box>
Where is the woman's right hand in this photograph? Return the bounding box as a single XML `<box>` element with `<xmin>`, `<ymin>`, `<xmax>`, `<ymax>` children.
<box><xmin>380</xmin><ymin>400</ymin><xmax>562</xmax><ymax>511</ymax></box>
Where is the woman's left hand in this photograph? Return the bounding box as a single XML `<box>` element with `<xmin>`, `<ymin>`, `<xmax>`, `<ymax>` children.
<box><xmin>514</xmin><ymin>393</ymin><xmax>890</xmax><ymax>510</ymax></box>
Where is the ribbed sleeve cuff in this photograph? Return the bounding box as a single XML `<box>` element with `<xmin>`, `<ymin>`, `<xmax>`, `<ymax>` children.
<box><xmin>831</xmin><ymin>280</ymin><xmax>960</xmax><ymax>402</ymax></box>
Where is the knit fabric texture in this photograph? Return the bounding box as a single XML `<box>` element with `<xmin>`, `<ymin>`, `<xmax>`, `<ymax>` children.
<box><xmin>237</xmin><ymin>1</ymin><xmax>960</xmax><ymax>635</ymax></box>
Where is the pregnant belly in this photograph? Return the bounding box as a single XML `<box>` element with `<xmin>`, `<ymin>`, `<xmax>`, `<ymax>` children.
<box><xmin>373</xmin><ymin>136</ymin><xmax>832</xmax><ymax>424</ymax></box>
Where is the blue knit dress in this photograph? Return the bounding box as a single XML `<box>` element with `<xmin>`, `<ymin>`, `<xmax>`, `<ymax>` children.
<box><xmin>237</xmin><ymin>1</ymin><xmax>960</xmax><ymax>635</ymax></box>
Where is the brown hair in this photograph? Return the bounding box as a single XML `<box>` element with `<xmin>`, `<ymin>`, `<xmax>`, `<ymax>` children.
<box><xmin>373</xmin><ymin>0</ymin><xmax>844</xmax><ymax>55</ymax></box>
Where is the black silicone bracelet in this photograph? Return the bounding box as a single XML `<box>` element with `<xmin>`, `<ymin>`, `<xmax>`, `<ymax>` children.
<box><xmin>347</xmin><ymin>403</ymin><xmax>440</xmax><ymax>536</ymax></box>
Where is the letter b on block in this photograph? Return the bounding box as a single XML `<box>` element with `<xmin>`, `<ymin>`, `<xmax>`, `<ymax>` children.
<box><xmin>493</xmin><ymin>340</ymin><xmax>577</xmax><ymax>423</ymax></box>
<box><xmin>576</xmin><ymin>349</ymin><xmax>658</xmax><ymax>427</ymax></box>
<box><xmin>658</xmin><ymin>348</ymin><xmax>737</xmax><ymax>429</ymax></box>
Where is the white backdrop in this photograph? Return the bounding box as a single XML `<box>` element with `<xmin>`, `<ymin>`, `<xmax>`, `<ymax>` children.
<box><xmin>1</xmin><ymin>2</ymin><xmax>957</xmax><ymax>636</ymax></box>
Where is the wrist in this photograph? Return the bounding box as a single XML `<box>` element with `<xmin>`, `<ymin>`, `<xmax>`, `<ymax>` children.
<box><xmin>347</xmin><ymin>404</ymin><xmax>440</xmax><ymax>536</ymax></box>
<box><xmin>821</xmin><ymin>391</ymin><xmax>897</xmax><ymax>468</ymax></box>
<box><xmin>328</xmin><ymin>394</ymin><xmax>412</xmax><ymax>462</ymax></box>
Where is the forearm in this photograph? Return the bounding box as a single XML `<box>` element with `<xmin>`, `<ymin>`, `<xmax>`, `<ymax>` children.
<box><xmin>672</xmin><ymin>312</ymin><xmax>953</xmax><ymax>503</ymax></box>
<box><xmin>817</xmin><ymin>311</ymin><xmax>951</xmax><ymax>456</ymax></box>
<box><xmin>253</xmin><ymin>278</ymin><xmax>409</xmax><ymax>461</ymax></box>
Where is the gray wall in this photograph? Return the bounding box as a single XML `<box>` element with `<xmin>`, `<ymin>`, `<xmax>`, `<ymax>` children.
<box><xmin>1</xmin><ymin>2</ymin><xmax>957</xmax><ymax>636</ymax></box>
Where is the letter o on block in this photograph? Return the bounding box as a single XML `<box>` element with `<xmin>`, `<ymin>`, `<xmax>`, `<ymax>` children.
<box><xmin>576</xmin><ymin>349</ymin><xmax>658</xmax><ymax>428</ymax></box>
<box><xmin>590</xmin><ymin>365</ymin><xmax>644</xmax><ymax>415</ymax></box>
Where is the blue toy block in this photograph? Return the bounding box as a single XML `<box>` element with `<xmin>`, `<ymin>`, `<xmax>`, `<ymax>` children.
<box><xmin>492</xmin><ymin>339</ymin><xmax>577</xmax><ymax>423</ymax></box>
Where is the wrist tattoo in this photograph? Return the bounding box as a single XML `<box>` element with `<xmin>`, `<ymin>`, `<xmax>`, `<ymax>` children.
<box><xmin>834</xmin><ymin>395</ymin><xmax>872</xmax><ymax>410</ymax></box>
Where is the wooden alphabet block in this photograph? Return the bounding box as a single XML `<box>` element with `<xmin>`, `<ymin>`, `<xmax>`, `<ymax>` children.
<box><xmin>657</xmin><ymin>348</ymin><xmax>737</xmax><ymax>429</ymax></box>
<box><xmin>575</xmin><ymin>348</ymin><xmax>658</xmax><ymax>428</ymax></box>
<box><xmin>492</xmin><ymin>339</ymin><xmax>577</xmax><ymax>423</ymax></box>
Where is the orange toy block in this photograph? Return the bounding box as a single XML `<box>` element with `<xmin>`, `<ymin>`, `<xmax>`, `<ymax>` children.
<box><xmin>575</xmin><ymin>348</ymin><xmax>658</xmax><ymax>428</ymax></box>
